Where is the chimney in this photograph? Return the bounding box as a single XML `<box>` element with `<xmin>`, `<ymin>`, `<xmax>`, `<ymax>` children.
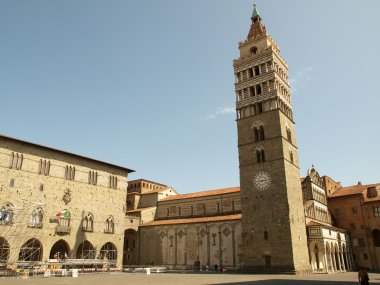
<box><xmin>358</xmin><ymin>181</ymin><xmax>362</xmax><ymax>186</ymax></box>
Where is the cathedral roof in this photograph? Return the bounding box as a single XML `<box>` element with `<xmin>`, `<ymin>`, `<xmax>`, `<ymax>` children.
<box><xmin>159</xmin><ymin>187</ymin><xmax>240</xmax><ymax>201</ymax></box>
<box><xmin>139</xmin><ymin>213</ymin><xmax>242</xmax><ymax>227</ymax></box>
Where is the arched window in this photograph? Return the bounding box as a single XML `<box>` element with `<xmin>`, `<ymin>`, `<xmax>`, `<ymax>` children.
<box><xmin>0</xmin><ymin>203</ymin><xmax>14</xmax><ymax>225</ymax></box>
<box><xmin>83</xmin><ymin>213</ymin><xmax>94</xmax><ymax>232</ymax></box>
<box><xmin>290</xmin><ymin>150</ymin><xmax>294</xmax><ymax>164</ymax></box>
<box><xmin>250</xmin><ymin>46</ymin><xmax>258</xmax><ymax>55</ymax></box>
<box><xmin>372</xmin><ymin>229</ymin><xmax>380</xmax><ymax>247</ymax></box>
<box><xmin>259</xmin><ymin>126</ymin><xmax>265</xmax><ymax>140</ymax></box>
<box><xmin>286</xmin><ymin>127</ymin><xmax>292</xmax><ymax>142</ymax></box>
<box><xmin>105</xmin><ymin>216</ymin><xmax>114</xmax><ymax>234</ymax></box>
<box><xmin>254</xmin><ymin>66</ymin><xmax>260</xmax><ymax>76</ymax></box>
<box><xmin>264</xmin><ymin>230</ymin><xmax>269</xmax><ymax>240</ymax></box>
<box><xmin>256</xmin><ymin>84</ymin><xmax>262</xmax><ymax>95</ymax></box>
<box><xmin>29</xmin><ymin>207</ymin><xmax>43</xmax><ymax>228</ymax></box>
<box><xmin>256</xmin><ymin>148</ymin><xmax>266</xmax><ymax>163</ymax></box>
<box><xmin>254</xmin><ymin>126</ymin><xmax>265</xmax><ymax>142</ymax></box>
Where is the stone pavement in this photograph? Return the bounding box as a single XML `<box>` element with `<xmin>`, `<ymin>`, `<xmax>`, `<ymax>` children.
<box><xmin>0</xmin><ymin>272</ymin><xmax>379</xmax><ymax>285</ymax></box>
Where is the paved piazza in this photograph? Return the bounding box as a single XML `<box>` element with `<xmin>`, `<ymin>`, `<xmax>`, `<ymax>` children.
<box><xmin>0</xmin><ymin>272</ymin><xmax>379</xmax><ymax>285</ymax></box>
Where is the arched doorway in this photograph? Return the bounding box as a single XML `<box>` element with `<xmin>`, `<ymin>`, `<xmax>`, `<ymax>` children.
<box><xmin>123</xmin><ymin>229</ymin><xmax>138</xmax><ymax>265</ymax></box>
<box><xmin>76</xmin><ymin>240</ymin><xmax>95</xmax><ymax>259</ymax></box>
<box><xmin>100</xmin><ymin>242</ymin><xmax>117</xmax><ymax>261</ymax></box>
<box><xmin>50</xmin><ymin>239</ymin><xmax>70</xmax><ymax>259</ymax></box>
<box><xmin>0</xmin><ymin>237</ymin><xmax>10</xmax><ymax>263</ymax></box>
<box><xmin>18</xmin><ymin>238</ymin><xmax>43</xmax><ymax>262</ymax></box>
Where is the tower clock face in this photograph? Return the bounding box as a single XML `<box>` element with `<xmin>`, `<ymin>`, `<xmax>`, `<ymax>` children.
<box><xmin>253</xmin><ymin>171</ymin><xmax>271</xmax><ymax>191</ymax></box>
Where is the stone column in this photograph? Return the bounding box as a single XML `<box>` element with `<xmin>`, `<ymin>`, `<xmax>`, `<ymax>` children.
<box><xmin>232</xmin><ymin>228</ymin><xmax>236</xmax><ymax>267</ymax></box>
<box><xmin>196</xmin><ymin>228</ymin><xmax>200</xmax><ymax>262</ymax></box>
<box><xmin>174</xmin><ymin>229</ymin><xmax>178</xmax><ymax>266</ymax></box>
<box><xmin>322</xmin><ymin>247</ymin><xmax>328</xmax><ymax>273</ymax></box>
<box><xmin>340</xmin><ymin>251</ymin><xmax>345</xmax><ymax>271</ymax></box>
<box><xmin>331</xmin><ymin>251</ymin><xmax>336</xmax><ymax>272</ymax></box>
<box><xmin>184</xmin><ymin>230</ymin><xmax>188</xmax><ymax>266</ymax></box>
<box><xmin>218</xmin><ymin>230</ymin><xmax>222</xmax><ymax>266</ymax></box>
<box><xmin>336</xmin><ymin>251</ymin><xmax>342</xmax><ymax>271</ymax></box>
<box><xmin>206</xmin><ymin>226</ymin><xmax>210</xmax><ymax>266</ymax></box>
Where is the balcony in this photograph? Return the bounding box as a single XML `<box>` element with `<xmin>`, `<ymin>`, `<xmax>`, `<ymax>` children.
<box><xmin>56</xmin><ymin>225</ymin><xmax>71</xmax><ymax>234</ymax></box>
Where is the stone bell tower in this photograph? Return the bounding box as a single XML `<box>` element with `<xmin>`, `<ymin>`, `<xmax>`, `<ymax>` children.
<box><xmin>233</xmin><ymin>4</ymin><xmax>310</xmax><ymax>273</ymax></box>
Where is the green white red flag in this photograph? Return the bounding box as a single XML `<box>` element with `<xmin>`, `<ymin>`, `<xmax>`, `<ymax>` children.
<box><xmin>55</xmin><ymin>209</ymin><xmax>70</xmax><ymax>218</ymax></box>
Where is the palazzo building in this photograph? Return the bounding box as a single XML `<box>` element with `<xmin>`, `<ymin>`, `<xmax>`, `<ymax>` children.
<box><xmin>0</xmin><ymin>135</ymin><xmax>134</xmax><ymax>268</ymax></box>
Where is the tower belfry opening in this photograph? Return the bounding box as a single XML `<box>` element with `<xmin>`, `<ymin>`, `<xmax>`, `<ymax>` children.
<box><xmin>233</xmin><ymin>4</ymin><xmax>311</xmax><ymax>273</ymax></box>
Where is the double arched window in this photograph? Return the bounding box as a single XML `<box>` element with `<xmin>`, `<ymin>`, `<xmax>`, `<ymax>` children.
<box><xmin>0</xmin><ymin>203</ymin><xmax>14</xmax><ymax>225</ymax></box>
<box><xmin>83</xmin><ymin>213</ymin><xmax>94</xmax><ymax>232</ymax></box>
<box><xmin>256</xmin><ymin>147</ymin><xmax>266</xmax><ymax>163</ymax></box>
<box><xmin>105</xmin><ymin>216</ymin><xmax>114</xmax><ymax>234</ymax></box>
<box><xmin>254</xmin><ymin>126</ymin><xmax>265</xmax><ymax>142</ymax></box>
<box><xmin>29</xmin><ymin>207</ymin><xmax>43</xmax><ymax>228</ymax></box>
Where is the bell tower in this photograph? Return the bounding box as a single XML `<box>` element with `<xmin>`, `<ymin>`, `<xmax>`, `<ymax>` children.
<box><xmin>233</xmin><ymin>4</ymin><xmax>310</xmax><ymax>273</ymax></box>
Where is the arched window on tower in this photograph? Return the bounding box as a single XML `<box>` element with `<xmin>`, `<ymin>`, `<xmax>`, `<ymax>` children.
<box><xmin>256</xmin><ymin>148</ymin><xmax>266</xmax><ymax>163</ymax></box>
<box><xmin>250</xmin><ymin>46</ymin><xmax>258</xmax><ymax>55</ymax></box>
<box><xmin>254</xmin><ymin>126</ymin><xmax>265</xmax><ymax>142</ymax></box>
<box><xmin>254</xmin><ymin>66</ymin><xmax>260</xmax><ymax>76</ymax></box>
<box><xmin>259</xmin><ymin>126</ymin><xmax>265</xmax><ymax>140</ymax></box>
<box><xmin>290</xmin><ymin>150</ymin><xmax>294</xmax><ymax>164</ymax></box>
<box><xmin>264</xmin><ymin>230</ymin><xmax>269</xmax><ymax>240</ymax></box>
<box><xmin>286</xmin><ymin>127</ymin><xmax>292</xmax><ymax>142</ymax></box>
<box><xmin>256</xmin><ymin>84</ymin><xmax>262</xmax><ymax>95</ymax></box>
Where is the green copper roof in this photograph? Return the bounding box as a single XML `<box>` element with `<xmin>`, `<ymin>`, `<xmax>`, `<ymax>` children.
<box><xmin>251</xmin><ymin>3</ymin><xmax>261</xmax><ymax>20</ymax></box>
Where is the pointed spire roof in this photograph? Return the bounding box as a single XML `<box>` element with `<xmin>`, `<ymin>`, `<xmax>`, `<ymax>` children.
<box><xmin>251</xmin><ymin>3</ymin><xmax>261</xmax><ymax>22</ymax></box>
<box><xmin>247</xmin><ymin>3</ymin><xmax>266</xmax><ymax>40</ymax></box>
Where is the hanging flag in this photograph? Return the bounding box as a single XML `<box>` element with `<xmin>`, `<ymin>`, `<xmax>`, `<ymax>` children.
<box><xmin>55</xmin><ymin>209</ymin><xmax>70</xmax><ymax>218</ymax></box>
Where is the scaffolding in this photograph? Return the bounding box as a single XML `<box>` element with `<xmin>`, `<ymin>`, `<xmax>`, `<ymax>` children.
<box><xmin>0</xmin><ymin>201</ymin><xmax>120</xmax><ymax>276</ymax></box>
<box><xmin>0</xmin><ymin>200</ymin><xmax>45</xmax><ymax>275</ymax></box>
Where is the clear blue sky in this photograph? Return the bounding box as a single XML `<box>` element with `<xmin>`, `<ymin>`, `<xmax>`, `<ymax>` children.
<box><xmin>1</xmin><ymin>1</ymin><xmax>379</xmax><ymax>194</ymax></box>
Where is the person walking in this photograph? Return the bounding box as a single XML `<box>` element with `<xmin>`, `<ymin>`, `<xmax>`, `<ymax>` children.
<box><xmin>358</xmin><ymin>268</ymin><xmax>369</xmax><ymax>285</ymax></box>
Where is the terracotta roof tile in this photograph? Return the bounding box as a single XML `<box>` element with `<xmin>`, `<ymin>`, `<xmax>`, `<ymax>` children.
<box><xmin>160</xmin><ymin>187</ymin><xmax>240</xmax><ymax>201</ymax></box>
<box><xmin>329</xmin><ymin>183</ymin><xmax>380</xmax><ymax>198</ymax></box>
<box><xmin>140</xmin><ymin>213</ymin><xmax>242</xmax><ymax>227</ymax></box>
